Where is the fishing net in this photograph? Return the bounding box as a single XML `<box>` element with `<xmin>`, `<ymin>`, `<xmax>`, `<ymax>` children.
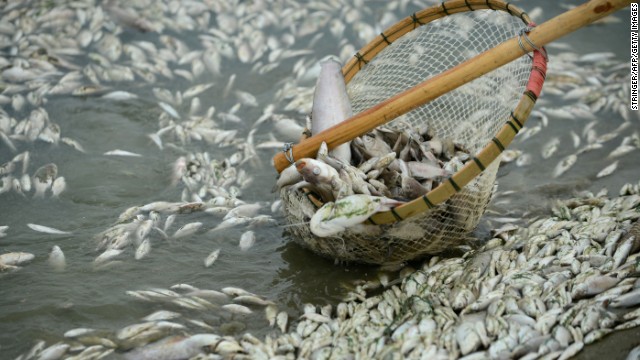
<box><xmin>280</xmin><ymin>0</ymin><xmax>546</xmax><ymax>265</ymax></box>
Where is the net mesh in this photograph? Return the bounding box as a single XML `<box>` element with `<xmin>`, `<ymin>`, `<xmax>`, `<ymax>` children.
<box><xmin>281</xmin><ymin>9</ymin><xmax>533</xmax><ymax>265</ymax></box>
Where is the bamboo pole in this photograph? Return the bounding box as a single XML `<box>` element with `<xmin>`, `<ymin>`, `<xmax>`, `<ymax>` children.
<box><xmin>273</xmin><ymin>0</ymin><xmax>631</xmax><ymax>173</ymax></box>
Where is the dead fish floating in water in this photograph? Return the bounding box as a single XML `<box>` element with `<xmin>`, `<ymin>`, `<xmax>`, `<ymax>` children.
<box><xmin>48</xmin><ymin>245</ymin><xmax>66</xmax><ymax>271</ymax></box>
<box><xmin>596</xmin><ymin>161</ymin><xmax>618</xmax><ymax>178</ymax></box>
<box><xmin>27</xmin><ymin>223</ymin><xmax>72</xmax><ymax>235</ymax></box>
<box><xmin>104</xmin><ymin>149</ymin><xmax>143</xmax><ymax>157</ymax></box>
<box><xmin>204</xmin><ymin>249</ymin><xmax>220</xmax><ymax>268</ymax></box>
<box><xmin>0</xmin><ymin>251</ymin><xmax>35</xmax><ymax>266</ymax></box>
<box><xmin>552</xmin><ymin>154</ymin><xmax>577</xmax><ymax>178</ymax></box>
<box><xmin>32</xmin><ymin>163</ymin><xmax>58</xmax><ymax>198</ymax></box>
<box><xmin>172</xmin><ymin>222</ymin><xmax>202</xmax><ymax>239</ymax></box>
<box><xmin>123</xmin><ymin>334</ymin><xmax>221</xmax><ymax>360</ymax></box>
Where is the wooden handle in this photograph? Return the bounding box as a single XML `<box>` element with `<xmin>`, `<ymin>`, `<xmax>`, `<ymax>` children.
<box><xmin>273</xmin><ymin>0</ymin><xmax>631</xmax><ymax>173</ymax></box>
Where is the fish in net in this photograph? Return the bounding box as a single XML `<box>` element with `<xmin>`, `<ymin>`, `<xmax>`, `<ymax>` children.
<box><xmin>278</xmin><ymin>1</ymin><xmax>543</xmax><ymax>265</ymax></box>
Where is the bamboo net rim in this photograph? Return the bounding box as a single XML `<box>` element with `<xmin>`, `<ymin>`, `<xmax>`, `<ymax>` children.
<box><xmin>302</xmin><ymin>49</ymin><xmax>547</xmax><ymax>226</ymax></box>
<box><xmin>341</xmin><ymin>0</ymin><xmax>546</xmax><ymax>225</ymax></box>
<box><xmin>341</xmin><ymin>0</ymin><xmax>533</xmax><ymax>83</ymax></box>
<box><xmin>291</xmin><ymin>2</ymin><xmax>543</xmax><ymax>223</ymax></box>
<box><xmin>281</xmin><ymin>0</ymin><xmax>548</xmax><ymax>226</ymax></box>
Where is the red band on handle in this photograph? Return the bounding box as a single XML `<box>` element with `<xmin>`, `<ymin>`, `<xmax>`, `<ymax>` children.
<box><xmin>525</xmin><ymin>50</ymin><xmax>547</xmax><ymax>98</ymax></box>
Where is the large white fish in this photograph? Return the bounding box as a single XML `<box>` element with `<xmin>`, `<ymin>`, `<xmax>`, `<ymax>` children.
<box><xmin>204</xmin><ymin>249</ymin><xmax>221</xmax><ymax>268</ymax></box>
<box><xmin>135</xmin><ymin>239</ymin><xmax>151</xmax><ymax>260</ymax></box>
<box><xmin>239</xmin><ymin>230</ymin><xmax>256</xmax><ymax>251</ymax></box>
<box><xmin>172</xmin><ymin>222</ymin><xmax>202</xmax><ymax>239</ymax></box>
<box><xmin>310</xmin><ymin>194</ymin><xmax>404</xmax><ymax>237</ymax></box>
<box><xmin>123</xmin><ymin>334</ymin><xmax>220</xmax><ymax>360</ymax></box>
<box><xmin>37</xmin><ymin>343</ymin><xmax>69</xmax><ymax>360</ymax></box>
<box><xmin>104</xmin><ymin>149</ymin><xmax>143</xmax><ymax>157</ymax></box>
<box><xmin>311</xmin><ymin>58</ymin><xmax>352</xmax><ymax>164</ymax></box>
<box><xmin>48</xmin><ymin>245</ymin><xmax>66</xmax><ymax>271</ymax></box>
<box><xmin>27</xmin><ymin>223</ymin><xmax>72</xmax><ymax>235</ymax></box>
<box><xmin>51</xmin><ymin>176</ymin><xmax>66</xmax><ymax>197</ymax></box>
<box><xmin>94</xmin><ymin>249</ymin><xmax>124</xmax><ymax>264</ymax></box>
<box><xmin>32</xmin><ymin>163</ymin><xmax>57</xmax><ymax>198</ymax></box>
<box><xmin>0</xmin><ymin>252</ymin><xmax>35</xmax><ymax>266</ymax></box>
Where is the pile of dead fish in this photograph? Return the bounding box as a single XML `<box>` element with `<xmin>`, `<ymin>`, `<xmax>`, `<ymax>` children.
<box><xmin>15</xmin><ymin>283</ymin><xmax>281</xmax><ymax>360</ymax></box>
<box><xmin>0</xmin><ymin>152</ymin><xmax>66</xmax><ymax>198</ymax></box>
<box><xmin>276</xmin><ymin>125</ymin><xmax>471</xmax><ymax>239</ymax></box>
<box><xmin>15</xmin><ymin>181</ymin><xmax>640</xmax><ymax>359</ymax></box>
<box><xmin>279</xmin><ymin>126</ymin><xmax>469</xmax><ymax>203</ymax></box>
<box><xmin>91</xmin><ymin>150</ymin><xmax>274</xmax><ymax>266</ymax></box>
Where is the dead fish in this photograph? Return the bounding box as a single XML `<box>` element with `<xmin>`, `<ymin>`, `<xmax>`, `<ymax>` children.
<box><xmin>208</xmin><ymin>216</ymin><xmax>251</xmax><ymax>233</ymax></box>
<box><xmin>234</xmin><ymin>90</ymin><xmax>258</xmax><ymax>107</ymax></box>
<box><xmin>265</xmin><ymin>305</ymin><xmax>278</xmax><ymax>327</ymax></box>
<box><xmin>123</xmin><ymin>334</ymin><xmax>220</xmax><ymax>360</ymax></box>
<box><xmin>516</xmin><ymin>153</ymin><xmax>532</xmax><ymax>167</ymax></box>
<box><xmin>223</xmin><ymin>203</ymin><xmax>262</xmax><ymax>220</ymax></box>
<box><xmin>204</xmin><ymin>249</ymin><xmax>220</xmax><ymax>268</ymax></box>
<box><xmin>51</xmin><ymin>176</ymin><xmax>66</xmax><ymax>197</ymax></box>
<box><xmin>48</xmin><ymin>245</ymin><xmax>66</xmax><ymax>271</ymax></box>
<box><xmin>295</xmin><ymin>158</ymin><xmax>339</xmax><ymax>185</ymax></box>
<box><xmin>104</xmin><ymin>149</ymin><xmax>143</xmax><ymax>157</ymax></box>
<box><xmin>0</xmin><ymin>251</ymin><xmax>35</xmax><ymax>266</ymax></box>
<box><xmin>20</xmin><ymin>174</ymin><xmax>31</xmax><ymax>193</ymax></box>
<box><xmin>407</xmin><ymin>161</ymin><xmax>451</xmax><ymax>179</ymax></box>
<box><xmin>94</xmin><ymin>249</ymin><xmax>124</xmax><ymax>264</ymax></box>
<box><xmin>596</xmin><ymin>161</ymin><xmax>618</xmax><ymax>178</ymax></box>
<box><xmin>135</xmin><ymin>220</ymin><xmax>153</xmax><ymax>242</ymax></box>
<box><xmin>608</xmin><ymin>143</ymin><xmax>636</xmax><ymax>158</ymax></box>
<box><xmin>32</xmin><ymin>163</ymin><xmax>58</xmax><ymax>198</ymax></box>
<box><xmin>27</xmin><ymin>223</ymin><xmax>71</xmax><ymax>235</ymax></box>
<box><xmin>276</xmin><ymin>311</ymin><xmax>288</xmax><ymax>332</ymax></box>
<box><xmin>571</xmin><ymin>274</ymin><xmax>620</xmax><ymax>299</ymax></box>
<box><xmin>172</xmin><ymin>222</ymin><xmax>202</xmax><ymax>239</ymax></box>
<box><xmin>311</xmin><ymin>58</ymin><xmax>352</xmax><ymax>163</ymax></box>
<box><xmin>61</xmin><ymin>137</ymin><xmax>86</xmax><ymax>153</ymax></box>
<box><xmin>186</xmin><ymin>289</ymin><xmax>229</xmax><ymax>303</ymax></box>
<box><xmin>234</xmin><ymin>295</ymin><xmax>274</xmax><ymax>307</ymax></box>
<box><xmin>238</xmin><ymin>231</ymin><xmax>255</xmax><ymax>251</ymax></box>
<box><xmin>183</xmin><ymin>83</ymin><xmax>214</xmax><ymax>99</ymax></box>
<box><xmin>222</xmin><ymin>304</ymin><xmax>253</xmax><ymax>315</ymax></box>
<box><xmin>158</xmin><ymin>101</ymin><xmax>180</xmax><ymax>119</ymax></box>
<box><xmin>501</xmin><ymin>149</ymin><xmax>522</xmax><ymax>163</ymax></box>
<box><xmin>135</xmin><ymin>239</ymin><xmax>151</xmax><ymax>260</ymax></box>
<box><xmin>310</xmin><ymin>195</ymin><xmax>404</xmax><ymax>237</ymax></box>
<box><xmin>272</xmin><ymin>117</ymin><xmax>306</xmax><ymax>141</ymax></box>
<box><xmin>142</xmin><ymin>310</ymin><xmax>181</xmax><ymax>322</ymax></box>
<box><xmin>570</xmin><ymin>131</ymin><xmax>581</xmax><ymax>148</ymax></box>
<box><xmin>102</xmin><ymin>91</ymin><xmax>139</xmax><ymax>101</ymax></box>
<box><xmin>164</xmin><ymin>214</ymin><xmax>176</xmax><ymax>232</ymax></box>
<box><xmin>37</xmin><ymin>343</ymin><xmax>70</xmax><ymax>360</ymax></box>
<box><xmin>221</xmin><ymin>287</ymin><xmax>257</xmax><ymax>298</ymax></box>
<box><xmin>275</xmin><ymin>164</ymin><xmax>303</xmax><ymax>190</ymax></box>
<box><xmin>609</xmin><ymin>288</ymin><xmax>640</xmax><ymax>308</ymax></box>
<box><xmin>541</xmin><ymin>137</ymin><xmax>560</xmax><ymax>159</ymax></box>
<box><xmin>552</xmin><ymin>154</ymin><xmax>577</xmax><ymax>178</ymax></box>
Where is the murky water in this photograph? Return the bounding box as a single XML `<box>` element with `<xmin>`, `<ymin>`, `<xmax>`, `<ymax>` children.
<box><xmin>0</xmin><ymin>0</ymin><xmax>638</xmax><ymax>358</ymax></box>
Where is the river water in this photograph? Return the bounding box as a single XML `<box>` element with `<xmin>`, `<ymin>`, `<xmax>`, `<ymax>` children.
<box><xmin>0</xmin><ymin>0</ymin><xmax>638</xmax><ymax>358</ymax></box>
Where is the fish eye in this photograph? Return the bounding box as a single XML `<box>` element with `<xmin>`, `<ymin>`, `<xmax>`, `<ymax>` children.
<box><xmin>313</xmin><ymin>168</ymin><xmax>320</xmax><ymax>175</ymax></box>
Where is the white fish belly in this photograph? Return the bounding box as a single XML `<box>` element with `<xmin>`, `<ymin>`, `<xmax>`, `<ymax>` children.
<box><xmin>311</xmin><ymin>59</ymin><xmax>352</xmax><ymax>164</ymax></box>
